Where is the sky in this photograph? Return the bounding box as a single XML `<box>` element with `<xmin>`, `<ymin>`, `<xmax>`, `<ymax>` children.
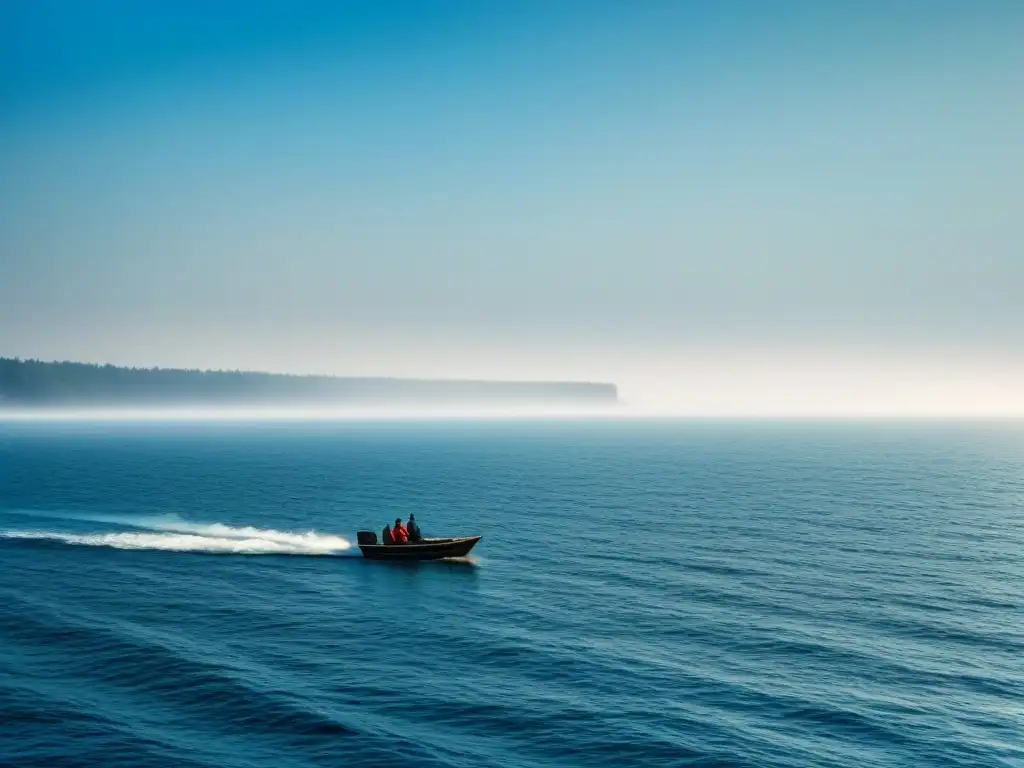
<box><xmin>2</xmin><ymin>1</ymin><xmax>1023</xmax><ymax>415</ymax></box>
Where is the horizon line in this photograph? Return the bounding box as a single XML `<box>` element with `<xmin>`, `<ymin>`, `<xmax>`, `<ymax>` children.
<box><xmin>2</xmin><ymin>406</ymin><xmax>1023</xmax><ymax>423</ymax></box>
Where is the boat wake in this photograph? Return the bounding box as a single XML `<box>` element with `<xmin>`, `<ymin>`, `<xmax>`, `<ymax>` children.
<box><xmin>0</xmin><ymin>514</ymin><xmax>353</xmax><ymax>556</ymax></box>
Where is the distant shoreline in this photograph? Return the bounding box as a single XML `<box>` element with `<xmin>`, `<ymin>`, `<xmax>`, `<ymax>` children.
<box><xmin>0</xmin><ymin>358</ymin><xmax>618</xmax><ymax>409</ymax></box>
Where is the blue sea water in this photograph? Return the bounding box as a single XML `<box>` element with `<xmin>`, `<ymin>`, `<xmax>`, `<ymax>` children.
<box><xmin>0</xmin><ymin>419</ymin><xmax>1021</xmax><ymax>768</ymax></box>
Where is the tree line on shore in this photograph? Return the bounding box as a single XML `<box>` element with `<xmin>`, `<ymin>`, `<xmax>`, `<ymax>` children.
<box><xmin>0</xmin><ymin>358</ymin><xmax>618</xmax><ymax>406</ymax></box>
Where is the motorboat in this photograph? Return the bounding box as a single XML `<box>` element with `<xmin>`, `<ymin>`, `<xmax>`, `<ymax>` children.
<box><xmin>356</xmin><ymin>531</ymin><xmax>481</xmax><ymax>561</ymax></box>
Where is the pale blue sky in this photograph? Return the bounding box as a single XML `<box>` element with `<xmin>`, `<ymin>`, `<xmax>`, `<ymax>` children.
<box><xmin>2</xmin><ymin>1</ymin><xmax>1023</xmax><ymax>413</ymax></box>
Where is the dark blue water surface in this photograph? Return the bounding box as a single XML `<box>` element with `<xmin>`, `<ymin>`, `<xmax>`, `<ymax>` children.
<box><xmin>1</xmin><ymin>420</ymin><xmax>1021</xmax><ymax>767</ymax></box>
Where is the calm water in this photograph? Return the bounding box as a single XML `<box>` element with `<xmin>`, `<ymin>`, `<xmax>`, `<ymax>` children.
<box><xmin>1</xmin><ymin>420</ymin><xmax>1021</xmax><ymax>767</ymax></box>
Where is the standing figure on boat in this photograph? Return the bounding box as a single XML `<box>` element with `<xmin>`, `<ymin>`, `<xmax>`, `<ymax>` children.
<box><xmin>382</xmin><ymin>523</ymin><xmax>394</xmax><ymax>545</ymax></box>
<box><xmin>407</xmin><ymin>513</ymin><xmax>422</xmax><ymax>542</ymax></box>
<box><xmin>391</xmin><ymin>517</ymin><xmax>408</xmax><ymax>544</ymax></box>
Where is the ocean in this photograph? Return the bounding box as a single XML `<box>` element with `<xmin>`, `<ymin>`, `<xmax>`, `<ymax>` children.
<box><xmin>1</xmin><ymin>419</ymin><xmax>1021</xmax><ymax>767</ymax></box>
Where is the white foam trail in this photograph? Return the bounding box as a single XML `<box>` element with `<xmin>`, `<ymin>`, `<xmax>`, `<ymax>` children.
<box><xmin>1</xmin><ymin>527</ymin><xmax>352</xmax><ymax>555</ymax></box>
<box><xmin>137</xmin><ymin>518</ymin><xmax>353</xmax><ymax>549</ymax></box>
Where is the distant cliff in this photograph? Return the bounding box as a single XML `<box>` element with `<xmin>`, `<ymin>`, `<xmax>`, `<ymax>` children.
<box><xmin>0</xmin><ymin>358</ymin><xmax>618</xmax><ymax>408</ymax></box>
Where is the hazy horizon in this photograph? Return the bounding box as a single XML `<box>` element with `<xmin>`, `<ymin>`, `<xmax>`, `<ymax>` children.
<box><xmin>3</xmin><ymin>2</ymin><xmax>1023</xmax><ymax>415</ymax></box>
<box><xmin>5</xmin><ymin>353</ymin><xmax>1024</xmax><ymax>418</ymax></box>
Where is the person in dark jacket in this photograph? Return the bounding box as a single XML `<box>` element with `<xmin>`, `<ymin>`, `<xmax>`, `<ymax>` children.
<box><xmin>391</xmin><ymin>518</ymin><xmax>408</xmax><ymax>544</ymax></box>
<box><xmin>407</xmin><ymin>513</ymin><xmax>422</xmax><ymax>542</ymax></box>
<box><xmin>382</xmin><ymin>523</ymin><xmax>394</xmax><ymax>545</ymax></box>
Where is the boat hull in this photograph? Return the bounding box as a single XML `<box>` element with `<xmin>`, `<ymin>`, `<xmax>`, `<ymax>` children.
<box><xmin>358</xmin><ymin>536</ymin><xmax>481</xmax><ymax>561</ymax></box>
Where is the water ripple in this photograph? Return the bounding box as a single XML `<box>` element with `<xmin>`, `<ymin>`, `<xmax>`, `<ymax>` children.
<box><xmin>2</xmin><ymin>421</ymin><xmax>1022</xmax><ymax>767</ymax></box>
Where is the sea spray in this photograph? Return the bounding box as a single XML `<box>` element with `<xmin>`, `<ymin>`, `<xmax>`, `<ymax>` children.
<box><xmin>0</xmin><ymin>525</ymin><xmax>353</xmax><ymax>555</ymax></box>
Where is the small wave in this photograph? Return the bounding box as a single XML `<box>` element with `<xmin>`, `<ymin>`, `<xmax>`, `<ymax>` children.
<box><xmin>0</xmin><ymin>527</ymin><xmax>352</xmax><ymax>556</ymax></box>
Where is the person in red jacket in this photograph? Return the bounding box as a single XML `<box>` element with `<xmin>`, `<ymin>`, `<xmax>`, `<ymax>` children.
<box><xmin>391</xmin><ymin>518</ymin><xmax>408</xmax><ymax>544</ymax></box>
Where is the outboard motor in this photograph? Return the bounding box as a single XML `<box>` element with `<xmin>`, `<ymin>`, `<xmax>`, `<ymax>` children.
<box><xmin>357</xmin><ymin>530</ymin><xmax>378</xmax><ymax>546</ymax></box>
